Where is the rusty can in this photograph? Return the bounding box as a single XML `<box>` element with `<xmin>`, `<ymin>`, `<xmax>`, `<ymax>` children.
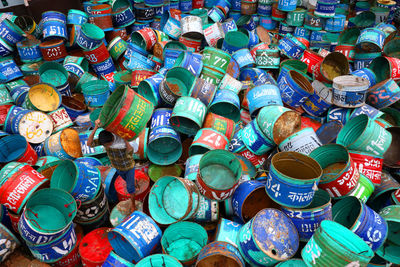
<box><xmin>349</xmin><ymin>151</ymin><xmax>383</xmax><ymax>185</ymax></box>
<box><xmin>196</xmin><ymin>241</ymin><xmax>244</xmax><ymax>267</ymax></box>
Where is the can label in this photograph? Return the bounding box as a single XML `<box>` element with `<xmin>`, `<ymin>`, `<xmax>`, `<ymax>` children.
<box><xmin>49</xmin><ymin>108</ymin><xmax>73</xmax><ymax>132</ymax></box>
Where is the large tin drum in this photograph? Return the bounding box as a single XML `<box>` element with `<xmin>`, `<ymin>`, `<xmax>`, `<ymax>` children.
<box><xmin>18</xmin><ymin>111</ymin><xmax>54</xmax><ymax>144</ymax></box>
<box><xmin>189</xmin><ymin>128</ymin><xmax>229</xmax><ymax>156</ymax></box>
<box><xmin>79</xmin><ymin>227</ymin><xmax>113</xmax><ymax>267</ymax></box>
<box><xmin>266</xmin><ymin>151</ymin><xmax>322</xmax><ymax>208</ymax></box>
<box><xmin>301</xmin><ymin>220</ymin><xmax>374</xmax><ymax>266</ymax></box>
<box><xmin>196</xmin><ymin>241</ymin><xmax>245</xmax><ymax>267</ymax></box>
<box><xmin>108</xmin><ymin>211</ymin><xmax>162</xmax><ymax>263</ymax></box>
<box><xmin>0</xmin><ymin>134</ymin><xmax>38</xmax><ymax>165</ymax></box>
<box><xmin>44</xmin><ymin>128</ymin><xmax>83</xmax><ymax>160</ymax></box>
<box><xmin>332</xmin><ymin>196</ymin><xmax>388</xmax><ymax>252</ymax></box>
<box><xmin>237</xmin><ymin>208</ymin><xmax>299</xmax><ymax>266</ymax></box>
<box><xmin>196</xmin><ymin>149</ymin><xmax>242</xmax><ymax>201</ymax></box>
<box><xmin>149</xmin><ymin>176</ymin><xmax>200</xmax><ymax>225</ymax></box>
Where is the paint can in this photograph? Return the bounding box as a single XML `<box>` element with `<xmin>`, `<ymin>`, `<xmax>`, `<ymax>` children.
<box><xmin>312</xmin><ymin>52</ymin><xmax>350</xmax><ymax>83</ymax></box>
<box><xmin>79</xmin><ymin>227</ymin><xmax>113</xmax><ymax>267</ymax></box>
<box><xmin>195</xmin><ymin>241</ymin><xmax>244</xmax><ymax>267</ymax></box>
<box><xmin>149</xmin><ymin>176</ymin><xmax>200</xmax><ymax>225</ymax></box>
<box><xmin>77</xmin><ymin>23</ymin><xmax>105</xmax><ymax>50</ymax></box>
<box><xmin>301</xmin><ymin>220</ymin><xmax>374</xmax><ymax>266</ymax></box>
<box><xmin>367</xmin><ymin>79</ymin><xmax>400</xmax><ymax>109</ymax></box>
<box><xmin>202</xmin><ymin>46</ymin><xmax>231</xmax><ymax>74</ymax></box>
<box><xmin>189</xmin><ymin>78</ymin><xmax>217</xmax><ymax>107</ymax></box>
<box><xmin>301</xmin><ymin>80</ymin><xmax>332</xmax><ymax>117</ymax></box>
<box><xmin>189</xmin><ymin>128</ymin><xmax>229</xmax><ymax>156</ymax></box>
<box><xmin>209</xmin><ymin>89</ymin><xmax>241</xmax><ymax>122</ymax></box>
<box><xmin>81</xmin><ymin>80</ymin><xmax>110</xmax><ymax>108</ymax></box>
<box><xmin>170</xmin><ymin>96</ymin><xmax>207</xmax><ymax>136</ymax></box>
<box><xmin>347</xmin><ymin>173</ymin><xmax>375</xmax><ymax>203</ymax></box>
<box><xmin>332</xmin><ymin>75</ymin><xmax>370</xmax><ymax>108</ymax></box>
<box><xmin>349</xmin><ymin>151</ymin><xmax>383</xmax><ymax>185</ymax></box>
<box><xmin>44</xmin><ymin>128</ymin><xmax>83</xmax><ymax>160</ymax></box>
<box><xmin>376</xmin><ymin>205</ymin><xmax>400</xmax><ymax>264</ymax></box>
<box><xmin>278</xmin><ymin>127</ymin><xmax>322</xmax><ymax>155</ymax></box>
<box><xmin>147</xmin><ymin>108</ymin><xmax>182</xmax><ymax>165</ymax></box>
<box><xmin>18</xmin><ymin>111</ymin><xmax>53</xmax><ymax>144</ymax></box>
<box><xmin>50</xmin><ymin>160</ymin><xmax>101</xmax><ymax>202</ymax></box>
<box><xmin>337</xmin><ymin>114</ymin><xmax>392</xmax><ymax>157</ymax></box>
<box><xmin>332</xmin><ymin>196</ymin><xmax>388</xmax><ymax>252</ymax></box>
<box><xmin>256</xmin><ymin>105</ymin><xmax>302</xmax><ymax>145</ymax></box>
<box><xmin>214</xmin><ymin>218</ymin><xmax>241</xmax><ymax>247</ymax></box>
<box><xmin>279</xmin><ymin>70</ymin><xmax>314</xmax><ymax>108</ymax></box>
<box><xmin>282</xmin><ymin>189</ymin><xmax>332</xmax><ymax>242</ymax></box>
<box><xmin>38</xmin><ymin>62</ymin><xmax>70</xmax><ymax>96</ymax></box>
<box><xmin>309</xmin><ymin>144</ymin><xmax>360</xmax><ymax>198</ymax></box>
<box><xmin>326</xmin><ymin>107</ymin><xmax>352</xmax><ymax>125</ymax></box>
<box><xmin>99</xmin><ymin>85</ymin><xmax>153</xmax><ymax>141</ymax></box>
<box><xmin>241</xmin><ymin>119</ymin><xmax>275</xmax><ymax>155</ymax></box>
<box><xmin>196</xmin><ymin>149</ymin><xmax>241</xmax><ymax>201</ymax></box>
<box><xmin>238</xmin><ymin>208</ymin><xmax>299</xmax><ymax>266</ymax></box>
<box><xmin>39</xmin><ymin>39</ymin><xmax>68</xmax><ymax>62</ymax></box>
<box><xmin>0</xmin><ymin>134</ymin><xmax>38</xmax><ymax>164</ymax></box>
<box><xmin>161</xmin><ymin>221</ymin><xmax>207</xmax><ymax>265</ymax></box>
<box><xmin>4</xmin><ymin>106</ymin><xmax>29</xmax><ymax>134</ymax></box>
<box><xmin>202</xmin><ymin>112</ymin><xmax>235</xmax><ymax>141</ymax></box>
<box><xmin>103</xmin><ymin>251</ymin><xmax>135</xmax><ymax>266</ymax></box>
<box><xmin>18</xmin><ymin>188</ymin><xmax>76</xmax><ymax>245</ymax></box>
<box><xmin>75</xmin><ymin>185</ymin><xmax>108</xmax><ymax>224</ymax></box>
<box><xmin>159</xmin><ymin>67</ymin><xmax>196</xmax><ymax>106</ymax></box>
<box><xmin>48</xmin><ymin>108</ymin><xmax>73</xmax><ymax>133</ymax></box>
<box><xmin>0</xmin><ymin>222</ymin><xmax>20</xmax><ymax>262</ymax></box>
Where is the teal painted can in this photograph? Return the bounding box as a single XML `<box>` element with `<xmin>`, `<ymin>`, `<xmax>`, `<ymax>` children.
<box><xmin>301</xmin><ymin>220</ymin><xmax>374</xmax><ymax>266</ymax></box>
<box><xmin>161</xmin><ymin>221</ymin><xmax>208</xmax><ymax>265</ymax></box>
<box><xmin>0</xmin><ymin>84</ymin><xmax>13</xmax><ymax>104</ymax></box>
<box><xmin>266</xmin><ymin>151</ymin><xmax>322</xmax><ymax>208</ymax></box>
<box><xmin>81</xmin><ymin>80</ymin><xmax>110</xmax><ymax>107</ymax></box>
<box><xmin>376</xmin><ymin>205</ymin><xmax>400</xmax><ymax>264</ymax></box>
<box><xmin>170</xmin><ymin>96</ymin><xmax>207</xmax><ymax>136</ymax></box>
<box><xmin>184</xmin><ymin>155</ymin><xmax>202</xmax><ymax>181</ymax></box>
<box><xmin>38</xmin><ymin>61</ymin><xmax>69</xmax><ymax>88</ymax></box>
<box><xmin>256</xmin><ymin>105</ymin><xmax>301</xmax><ymax>145</ymax></box>
<box><xmin>149</xmin><ymin>176</ymin><xmax>200</xmax><ymax>225</ymax></box>
<box><xmin>276</xmin><ymin>259</ymin><xmax>307</xmax><ymax>267</ymax></box>
<box><xmin>237</xmin><ymin>208</ymin><xmax>299</xmax><ymax>266</ymax></box>
<box><xmin>135</xmin><ymin>254</ymin><xmax>183</xmax><ymax>267</ymax></box>
<box><xmin>214</xmin><ymin>218</ymin><xmax>242</xmax><ymax>247</ymax></box>
<box><xmin>337</xmin><ymin>114</ymin><xmax>392</xmax><ymax>157</ymax></box>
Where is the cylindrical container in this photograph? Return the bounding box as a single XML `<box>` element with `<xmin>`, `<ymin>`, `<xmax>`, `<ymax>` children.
<box><xmin>246</xmin><ymin>84</ymin><xmax>282</xmax><ymax>117</ymax></box>
<box><xmin>232</xmin><ymin>180</ymin><xmax>279</xmax><ymax>223</ymax></box>
<box><xmin>209</xmin><ymin>90</ymin><xmax>241</xmax><ymax>122</ymax></box>
<box><xmin>79</xmin><ymin>227</ymin><xmax>113</xmax><ymax>267</ymax></box>
<box><xmin>332</xmin><ymin>196</ymin><xmax>388</xmax><ymax>252</ymax></box>
<box><xmin>149</xmin><ymin>176</ymin><xmax>200</xmax><ymax>225</ymax></box>
<box><xmin>0</xmin><ymin>135</ymin><xmax>38</xmax><ymax>164</ymax></box>
<box><xmin>38</xmin><ymin>62</ymin><xmax>70</xmax><ymax>96</ymax></box>
<box><xmin>256</xmin><ymin>105</ymin><xmax>302</xmax><ymax>145</ymax></box>
<box><xmin>26</xmin><ymin>222</ymin><xmax>77</xmax><ymax>263</ymax></box>
<box><xmin>202</xmin><ymin>112</ymin><xmax>235</xmax><ymax>141</ymax></box>
<box><xmin>282</xmin><ymin>189</ymin><xmax>332</xmax><ymax>242</ymax></box>
<box><xmin>214</xmin><ymin>218</ymin><xmax>242</xmax><ymax>246</ymax></box>
<box><xmin>81</xmin><ymin>80</ymin><xmax>110</xmax><ymax>107</ymax></box>
<box><xmin>309</xmin><ymin>144</ymin><xmax>360</xmax><ymax>198</ymax></box>
<box><xmin>241</xmin><ymin>119</ymin><xmax>275</xmax><ymax>155</ymax></box>
<box><xmin>184</xmin><ymin>155</ymin><xmax>202</xmax><ymax>181</ymax></box>
<box><xmin>18</xmin><ymin>188</ymin><xmax>76</xmax><ymax>245</ymax></box>
<box><xmin>0</xmin><ymin>222</ymin><xmax>20</xmax><ymax>262</ymax></box>
<box><xmin>332</xmin><ymin>75</ymin><xmax>370</xmax><ymax>108</ymax></box>
<box><xmin>17</xmin><ymin>111</ymin><xmax>53</xmax><ymax>144</ymax></box>
<box><xmin>189</xmin><ymin>128</ymin><xmax>229</xmax><ymax>156</ymax></box>
<box><xmin>196</xmin><ymin>241</ymin><xmax>244</xmax><ymax>267</ymax></box>
<box><xmin>0</xmin><ymin>19</ymin><xmax>25</xmax><ymax>46</ymax></box>
<box><xmin>346</xmin><ymin>173</ymin><xmax>374</xmax><ymax>203</ymax></box>
<box><xmin>137</xmin><ymin>73</ymin><xmax>164</xmax><ymax>107</ymax></box>
<box><xmin>181</xmin><ymin>16</ymin><xmax>203</xmax><ymax>40</ymax></box>
<box><xmin>279</xmin><ymin>70</ymin><xmax>314</xmax><ymax>108</ymax></box>
<box><xmin>337</xmin><ymin>114</ymin><xmax>392</xmax><ymax>157</ymax></box>
<box><xmin>221</xmin><ymin>31</ymin><xmax>249</xmax><ymax>54</ymax></box>
<box><xmin>99</xmin><ymin>85</ymin><xmax>154</xmax><ymax>141</ymax></box>
<box><xmin>238</xmin><ymin>209</ymin><xmax>299</xmax><ymax>266</ymax></box>
<box><xmin>349</xmin><ymin>151</ymin><xmax>383</xmax><ymax>185</ymax></box>
<box><xmin>173</xmin><ymin>52</ymin><xmax>203</xmax><ymax>77</ymax></box>
<box><xmin>108</xmin><ymin>211</ymin><xmax>162</xmax><ymax>263</ymax></box>
<box><xmin>39</xmin><ymin>39</ymin><xmax>68</xmax><ymax>62</ymax></box>
<box><xmin>301</xmin><ymin>220</ymin><xmax>374</xmax><ymax>266</ymax></box>
<box><xmin>202</xmin><ymin>46</ymin><xmax>231</xmax><ymax>74</ymax></box>
<box><xmin>48</xmin><ymin>108</ymin><xmax>73</xmax><ymax>133</ymax></box>
<box><xmin>189</xmin><ymin>78</ymin><xmax>217</xmax><ymax>107</ymax></box>
<box><xmin>24</xmin><ymin>83</ymin><xmax>61</xmax><ymax>112</ymax></box>
<box><xmin>77</xmin><ymin>23</ymin><xmax>105</xmax><ymax>50</ymax></box>
<box><xmin>147</xmin><ymin>108</ymin><xmax>182</xmax><ymax>166</ymax></box>
<box><xmin>356</xmin><ymin>28</ymin><xmax>386</xmax><ymax>53</ymax></box>
<box><xmin>266</xmin><ymin>152</ymin><xmax>322</xmax><ymax>207</ymax></box>
<box><xmin>278</xmin><ymin>34</ymin><xmax>306</xmax><ymax>60</ymax></box>
<box><xmin>312</xmin><ymin>52</ymin><xmax>349</xmax><ymax>83</ymax></box>
<box><xmin>351</xmin><ymin>68</ymin><xmax>377</xmax><ymax>88</ymax></box>
<box><xmin>161</xmin><ymin>221</ymin><xmax>208</xmax><ymax>265</ymax></box>
<box><xmin>170</xmin><ymin>96</ymin><xmax>207</xmax><ymax>136</ymax></box>
<box><xmin>278</xmin><ymin>127</ymin><xmax>322</xmax><ymax>155</ymax></box>
<box><xmin>103</xmin><ymin>251</ymin><xmax>135</xmax><ymax>267</ymax></box>
<box><xmin>367</xmin><ymin>79</ymin><xmax>400</xmax><ymax>109</ymax></box>
<box><xmin>16</xmin><ymin>39</ymin><xmax>42</xmax><ymax>63</ymax></box>
<box><xmin>67</xmin><ymin>9</ymin><xmax>89</xmax><ymax>25</ymax></box>
<box><xmin>159</xmin><ymin>67</ymin><xmax>196</xmax><ymax>106</ymax></box>
<box><xmin>42</xmin><ymin>19</ymin><xmax>67</xmax><ymax>40</ymax></box>
<box><xmin>44</xmin><ymin>128</ymin><xmax>82</xmax><ymax>160</ymax></box>
<box><xmin>218</xmin><ymin>74</ymin><xmax>243</xmax><ymax>95</ymax></box>
<box><xmin>301</xmin><ymin>80</ymin><xmax>332</xmax><ymax>117</ymax></box>
<box><xmin>75</xmin><ymin>185</ymin><xmax>108</xmax><ymax>224</ymax></box>
<box><xmin>50</xmin><ymin>160</ymin><xmax>101</xmax><ymax>202</ymax></box>
<box><xmin>196</xmin><ymin>149</ymin><xmax>241</xmax><ymax>201</ymax></box>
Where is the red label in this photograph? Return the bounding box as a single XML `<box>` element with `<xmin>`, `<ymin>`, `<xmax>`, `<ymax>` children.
<box><xmin>386</xmin><ymin>56</ymin><xmax>400</xmax><ymax>81</ymax></box>
<box><xmin>138</xmin><ymin>28</ymin><xmax>157</xmax><ymax>51</ymax></box>
<box><xmin>192</xmin><ymin>129</ymin><xmax>229</xmax><ymax>150</ymax></box>
<box><xmin>319</xmin><ymin>158</ymin><xmax>360</xmax><ymax>198</ymax></box>
<box><xmin>0</xmin><ymin>104</ymin><xmax>12</xmax><ymax>125</ymax></box>
<box><xmin>17</xmin><ymin>143</ymin><xmax>38</xmax><ymax>165</ymax></box>
<box><xmin>83</xmin><ymin>43</ymin><xmax>110</xmax><ymax>64</ymax></box>
<box><xmin>250</xmin><ymin>43</ymin><xmax>269</xmax><ymax>60</ymax></box>
<box><xmin>237</xmin><ymin>149</ymin><xmax>268</xmax><ymax>169</ymax></box>
<box><xmin>301</xmin><ymin>50</ymin><xmax>323</xmax><ymax>74</ymax></box>
<box><xmin>131</xmin><ymin>70</ymin><xmax>156</xmax><ymax>87</ymax></box>
<box><xmin>0</xmin><ymin>166</ymin><xmax>47</xmax><ymax>213</ymax></box>
<box><xmin>192</xmin><ymin>0</ymin><xmax>204</xmax><ymax>9</ymax></box>
<box><xmin>50</xmin><ymin>108</ymin><xmax>72</xmax><ymax>130</ymax></box>
<box><xmin>350</xmin><ymin>152</ymin><xmax>383</xmax><ymax>185</ymax></box>
<box><xmin>196</xmin><ymin>172</ymin><xmax>239</xmax><ymax>201</ymax></box>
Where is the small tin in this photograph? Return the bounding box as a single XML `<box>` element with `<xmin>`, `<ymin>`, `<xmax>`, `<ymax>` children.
<box><xmin>39</xmin><ymin>39</ymin><xmax>68</xmax><ymax>62</ymax></box>
<box><xmin>277</xmin><ymin>0</ymin><xmax>297</xmax><ymax>12</ymax></box>
<box><xmin>16</xmin><ymin>39</ymin><xmax>42</xmax><ymax>63</ymax></box>
<box><xmin>255</xmin><ymin>49</ymin><xmax>280</xmax><ymax>69</ymax></box>
<box><xmin>278</xmin><ymin>34</ymin><xmax>306</xmax><ymax>60</ymax></box>
<box><xmin>350</xmin><ymin>151</ymin><xmax>383</xmax><ymax>185</ymax></box>
<box><xmin>314</xmin><ymin>0</ymin><xmax>337</xmax><ymax>18</ymax></box>
<box><xmin>301</xmin><ymin>80</ymin><xmax>332</xmax><ymax>117</ymax></box>
<box><xmin>332</xmin><ymin>75</ymin><xmax>370</xmax><ymax>108</ymax></box>
<box><xmin>279</xmin><ymin>70</ymin><xmax>314</xmax><ymax>108</ymax></box>
<box><xmin>367</xmin><ymin>79</ymin><xmax>400</xmax><ymax>109</ymax></box>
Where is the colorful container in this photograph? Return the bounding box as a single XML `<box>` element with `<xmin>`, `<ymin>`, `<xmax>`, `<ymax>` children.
<box><xmin>376</xmin><ymin>205</ymin><xmax>400</xmax><ymax>264</ymax></box>
<box><xmin>0</xmin><ymin>222</ymin><xmax>20</xmax><ymax>262</ymax></box>
<box><xmin>79</xmin><ymin>228</ymin><xmax>113</xmax><ymax>267</ymax></box>
<box><xmin>189</xmin><ymin>128</ymin><xmax>229</xmax><ymax>156</ymax></box>
<box><xmin>278</xmin><ymin>127</ymin><xmax>322</xmax><ymax>155</ymax></box>
<box><xmin>332</xmin><ymin>75</ymin><xmax>370</xmax><ymax>108</ymax></box>
<box><xmin>82</xmin><ymin>80</ymin><xmax>110</xmax><ymax>107</ymax></box>
<box><xmin>44</xmin><ymin>128</ymin><xmax>82</xmax><ymax>159</ymax></box>
<box><xmin>196</xmin><ymin>241</ymin><xmax>244</xmax><ymax>267</ymax></box>
<box><xmin>0</xmin><ymin>134</ymin><xmax>38</xmax><ymax>164</ymax></box>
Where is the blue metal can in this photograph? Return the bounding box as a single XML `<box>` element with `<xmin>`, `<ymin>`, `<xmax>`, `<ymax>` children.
<box><xmin>279</xmin><ymin>22</ymin><xmax>295</xmax><ymax>36</ymax></box>
<box><xmin>42</xmin><ymin>20</ymin><xmax>68</xmax><ymax>40</ymax></box>
<box><xmin>367</xmin><ymin>79</ymin><xmax>400</xmax><ymax>109</ymax></box>
<box><xmin>247</xmin><ymin>84</ymin><xmax>283</xmax><ymax>116</ymax></box>
<box><xmin>278</xmin><ymin>70</ymin><xmax>314</xmax><ymax>108</ymax></box>
<box><xmin>349</xmin><ymin>104</ymin><xmax>383</xmax><ymax>121</ymax></box>
<box><xmin>71</xmin><ymin>161</ymin><xmax>101</xmax><ymax>202</ymax></box>
<box><xmin>332</xmin><ymin>196</ymin><xmax>388</xmax><ymax>252</ymax></box>
<box><xmin>266</xmin><ymin>152</ymin><xmax>322</xmax><ymax>208</ymax></box>
<box><xmin>277</xmin><ymin>0</ymin><xmax>297</xmax><ymax>11</ymax></box>
<box><xmin>163</xmin><ymin>48</ymin><xmax>184</xmax><ymax>69</ymax></box>
<box><xmin>351</xmin><ymin>68</ymin><xmax>377</xmax><ymax>87</ymax></box>
<box><xmin>230</xmin><ymin>0</ymin><xmax>241</xmax><ymax>11</ymax></box>
<box><xmin>196</xmin><ymin>241</ymin><xmax>245</xmax><ymax>266</ymax></box>
<box><xmin>173</xmin><ymin>52</ymin><xmax>203</xmax><ymax>77</ymax></box>
<box><xmin>302</xmin><ymin>80</ymin><xmax>333</xmax><ymax>117</ymax></box>
<box><xmin>222</xmin><ymin>18</ymin><xmax>238</xmax><ymax>33</ymax></box>
<box><xmin>16</xmin><ymin>40</ymin><xmax>42</xmax><ymax>63</ymax></box>
<box><xmin>259</xmin><ymin>16</ymin><xmax>277</xmax><ymax>30</ymax></box>
<box><xmin>138</xmin><ymin>73</ymin><xmax>164</xmax><ymax>107</ymax></box>
<box><xmin>0</xmin><ymin>37</ymin><xmax>14</xmax><ymax>57</ymax></box>
<box><xmin>163</xmin><ymin>17</ymin><xmax>181</xmax><ymax>39</ymax></box>
<box><xmin>278</xmin><ymin>34</ymin><xmax>305</xmax><ymax>59</ymax></box>
<box><xmin>229</xmin><ymin>128</ymin><xmax>246</xmax><ymax>153</ymax></box>
<box><xmin>215</xmin><ymin>218</ymin><xmax>242</xmax><ymax>246</ymax></box>
<box><xmin>192</xmin><ymin>196</ymin><xmax>219</xmax><ymax>222</ymax></box>
<box><xmin>184</xmin><ymin>154</ymin><xmax>202</xmax><ymax>181</ymax></box>
<box><xmin>326</xmin><ymin>107</ymin><xmax>352</xmax><ymax>125</ymax></box>
<box><xmin>258</xmin><ymin>4</ymin><xmax>273</xmax><ymax>16</ymax></box>
<box><xmin>282</xmin><ymin>189</ymin><xmax>332</xmax><ymax>241</ymax></box>
<box><xmin>112</xmin><ymin>7</ymin><xmax>135</xmax><ymax>28</ymax></box>
<box><xmin>356</xmin><ymin>28</ymin><xmax>386</xmax><ymax>52</ymax></box>
<box><xmin>0</xmin><ymin>19</ymin><xmax>25</xmax><ymax>45</ymax></box>
<box><xmin>125</xmin><ymin>42</ymin><xmax>148</xmax><ymax>57</ymax></box>
<box><xmin>91</xmin><ymin>57</ymin><xmax>116</xmax><ymax>76</ymax></box>
<box><xmin>108</xmin><ymin>211</ymin><xmax>162</xmax><ymax>263</ymax></box>
<box><xmin>294</xmin><ymin>27</ymin><xmax>311</xmax><ymax>39</ymax></box>
<box><xmin>64</xmin><ymin>63</ymin><xmax>85</xmax><ymax>79</ymax></box>
<box><xmin>232</xmin><ymin>48</ymin><xmax>255</xmax><ymax>69</ymax></box>
<box><xmin>179</xmin><ymin>0</ymin><xmax>193</xmax><ymax>12</ymax></box>
<box><xmin>310</xmin><ymin>30</ymin><xmax>325</xmax><ymax>42</ymax></box>
<box><xmin>0</xmin><ymin>59</ymin><xmax>23</xmax><ymax>83</ymax></box>
<box><xmin>325</xmin><ymin>14</ymin><xmax>346</xmax><ymax>32</ymax></box>
<box><xmin>353</xmin><ymin>52</ymin><xmax>381</xmax><ymax>70</ymax></box>
<box><xmin>208</xmin><ymin>7</ymin><xmax>226</xmax><ymax>23</ymax></box>
<box><xmin>315</xmin><ymin>0</ymin><xmax>337</xmax><ymax>18</ymax></box>
<box><xmin>67</xmin><ymin>9</ymin><xmax>89</xmax><ymax>25</ymax></box>
<box><xmin>242</xmin><ymin>120</ymin><xmax>275</xmax><ymax>155</ymax></box>
<box><xmin>247</xmin><ymin>29</ymin><xmax>259</xmax><ymax>49</ymax></box>
<box><xmin>237</xmin><ymin>209</ymin><xmax>299</xmax><ymax>266</ymax></box>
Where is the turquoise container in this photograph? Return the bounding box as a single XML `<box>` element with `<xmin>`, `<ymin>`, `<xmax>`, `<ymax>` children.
<box><xmin>376</xmin><ymin>205</ymin><xmax>400</xmax><ymax>264</ymax></box>
<box><xmin>161</xmin><ymin>221</ymin><xmax>208</xmax><ymax>265</ymax></box>
<box><xmin>256</xmin><ymin>105</ymin><xmax>301</xmax><ymax>145</ymax></box>
<box><xmin>184</xmin><ymin>155</ymin><xmax>202</xmax><ymax>181</ymax></box>
<box><xmin>301</xmin><ymin>220</ymin><xmax>374</xmax><ymax>266</ymax></box>
<box><xmin>266</xmin><ymin>152</ymin><xmax>322</xmax><ymax>208</ymax></box>
<box><xmin>170</xmin><ymin>96</ymin><xmax>207</xmax><ymax>136</ymax></box>
<box><xmin>149</xmin><ymin>176</ymin><xmax>200</xmax><ymax>225</ymax></box>
<box><xmin>237</xmin><ymin>208</ymin><xmax>299</xmax><ymax>266</ymax></box>
<box><xmin>337</xmin><ymin>114</ymin><xmax>392</xmax><ymax>157</ymax></box>
<box><xmin>276</xmin><ymin>259</ymin><xmax>307</xmax><ymax>266</ymax></box>
<box><xmin>135</xmin><ymin>254</ymin><xmax>183</xmax><ymax>267</ymax></box>
<box><xmin>214</xmin><ymin>218</ymin><xmax>242</xmax><ymax>247</ymax></box>
<box><xmin>81</xmin><ymin>80</ymin><xmax>110</xmax><ymax>107</ymax></box>
<box><xmin>209</xmin><ymin>89</ymin><xmax>241</xmax><ymax>122</ymax></box>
